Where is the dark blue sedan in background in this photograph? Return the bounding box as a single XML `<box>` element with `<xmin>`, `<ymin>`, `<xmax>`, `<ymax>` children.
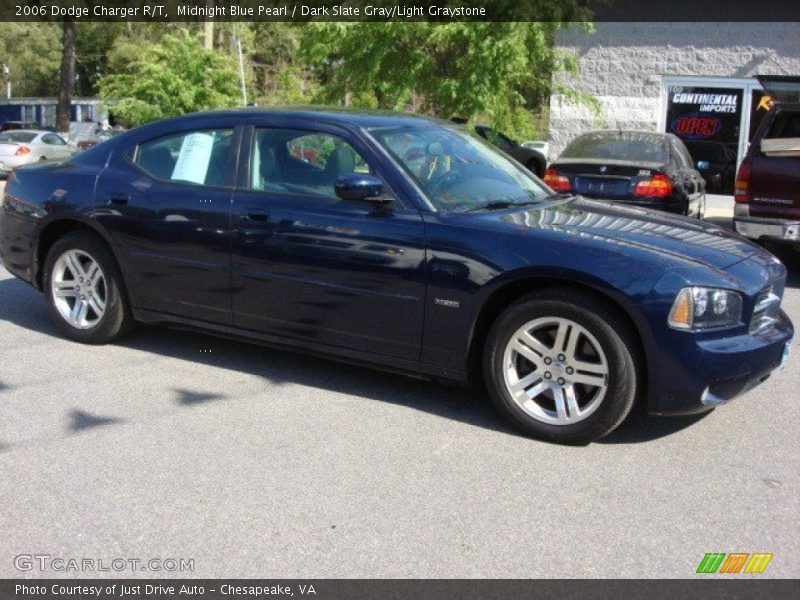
<box><xmin>0</xmin><ymin>108</ymin><xmax>793</xmax><ymax>443</ymax></box>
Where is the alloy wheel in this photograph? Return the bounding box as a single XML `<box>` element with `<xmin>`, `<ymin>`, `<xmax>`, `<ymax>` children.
<box><xmin>51</xmin><ymin>249</ymin><xmax>107</xmax><ymax>330</ymax></box>
<box><xmin>502</xmin><ymin>317</ymin><xmax>609</xmax><ymax>425</ymax></box>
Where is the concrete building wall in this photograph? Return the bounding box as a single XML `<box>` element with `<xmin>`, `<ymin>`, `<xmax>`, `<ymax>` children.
<box><xmin>549</xmin><ymin>22</ymin><xmax>800</xmax><ymax>158</ymax></box>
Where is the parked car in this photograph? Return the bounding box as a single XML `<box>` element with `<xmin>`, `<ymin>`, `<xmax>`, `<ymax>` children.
<box><xmin>75</xmin><ymin>129</ymin><xmax>124</xmax><ymax>151</ymax></box>
<box><xmin>474</xmin><ymin>125</ymin><xmax>546</xmax><ymax>177</ymax></box>
<box><xmin>683</xmin><ymin>140</ymin><xmax>738</xmax><ymax>194</ymax></box>
<box><xmin>0</xmin><ymin>130</ymin><xmax>73</xmax><ymax>177</ymax></box>
<box><xmin>0</xmin><ymin>120</ymin><xmax>39</xmax><ymax>133</ymax></box>
<box><xmin>522</xmin><ymin>140</ymin><xmax>549</xmax><ymax>163</ymax></box>
<box><xmin>545</xmin><ymin>130</ymin><xmax>706</xmax><ymax>217</ymax></box>
<box><xmin>0</xmin><ymin>109</ymin><xmax>792</xmax><ymax>444</ymax></box>
<box><xmin>734</xmin><ymin>75</ymin><xmax>800</xmax><ymax>246</ymax></box>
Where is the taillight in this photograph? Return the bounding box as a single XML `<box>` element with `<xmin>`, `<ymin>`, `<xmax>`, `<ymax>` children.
<box><xmin>634</xmin><ymin>172</ymin><xmax>672</xmax><ymax>198</ymax></box>
<box><xmin>543</xmin><ymin>168</ymin><xmax>571</xmax><ymax>192</ymax></box>
<box><xmin>734</xmin><ymin>159</ymin><xmax>751</xmax><ymax>204</ymax></box>
<box><xmin>14</xmin><ymin>146</ymin><xmax>31</xmax><ymax>156</ymax></box>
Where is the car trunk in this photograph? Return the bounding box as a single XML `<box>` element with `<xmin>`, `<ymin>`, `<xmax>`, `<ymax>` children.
<box><xmin>0</xmin><ymin>142</ymin><xmax>25</xmax><ymax>158</ymax></box>
<box><xmin>552</xmin><ymin>159</ymin><xmax>667</xmax><ymax>200</ymax></box>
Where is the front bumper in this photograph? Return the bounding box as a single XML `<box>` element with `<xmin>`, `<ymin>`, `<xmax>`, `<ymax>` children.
<box><xmin>734</xmin><ymin>215</ymin><xmax>800</xmax><ymax>242</ymax></box>
<box><xmin>648</xmin><ymin>309</ymin><xmax>793</xmax><ymax>415</ymax></box>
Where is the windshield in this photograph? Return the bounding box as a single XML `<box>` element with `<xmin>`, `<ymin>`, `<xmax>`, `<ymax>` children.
<box><xmin>561</xmin><ymin>131</ymin><xmax>669</xmax><ymax>163</ymax></box>
<box><xmin>370</xmin><ymin>125</ymin><xmax>552</xmax><ymax>212</ymax></box>
<box><xmin>0</xmin><ymin>131</ymin><xmax>37</xmax><ymax>143</ymax></box>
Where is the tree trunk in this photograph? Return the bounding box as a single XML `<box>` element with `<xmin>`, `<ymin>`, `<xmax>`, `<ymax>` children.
<box><xmin>204</xmin><ymin>21</ymin><xmax>214</xmax><ymax>50</ymax></box>
<box><xmin>203</xmin><ymin>0</ymin><xmax>214</xmax><ymax>50</ymax></box>
<box><xmin>56</xmin><ymin>21</ymin><xmax>76</xmax><ymax>134</ymax></box>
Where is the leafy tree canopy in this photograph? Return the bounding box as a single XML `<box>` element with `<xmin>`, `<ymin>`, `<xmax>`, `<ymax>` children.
<box><xmin>302</xmin><ymin>22</ymin><xmax>594</xmax><ymax>140</ymax></box>
<box><xmin>98</xmin><ymin>30</ymin><xmax>240</xmax><ymax>127</ymax></box>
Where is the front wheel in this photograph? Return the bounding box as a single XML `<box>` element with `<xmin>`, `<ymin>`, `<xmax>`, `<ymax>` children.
<box><xmin>483</xmin><ymin>289</ymin><xmax>639</xmax><ymax>444</ymax></box>
<box><xmin>43</xmin><ymin>231</ymin><xmax>134</xmax><ymax>344</ymax></box>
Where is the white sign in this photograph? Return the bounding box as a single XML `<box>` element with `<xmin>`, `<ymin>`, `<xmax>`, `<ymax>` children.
<box><xmin>171</xmin><ymin>133</ymin><xmax>214</xmax><ymax>184</ymax></box>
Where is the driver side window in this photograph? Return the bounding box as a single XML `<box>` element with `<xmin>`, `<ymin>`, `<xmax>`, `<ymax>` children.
<box><xmin>249</xmin><ymin>128</ymin><xmax>372</xmax><ymax>200</ymax></box>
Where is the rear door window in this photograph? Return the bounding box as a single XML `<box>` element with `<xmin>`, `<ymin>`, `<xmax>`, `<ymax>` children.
<box><xmin>134</xmin><ymin>129</ymin><xmax>234</xmax><ymax>187</ymax></box>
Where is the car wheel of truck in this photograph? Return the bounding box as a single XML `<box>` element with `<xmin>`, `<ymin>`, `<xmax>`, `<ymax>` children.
<box><xmin>43</xmin><ymin>231</ymin><xmax>134</xmax><ymax>344</ymax></box>
<box><xmin>483</xmin><ymin>289</ymin><xmax>639</xmax><ymax>444</ymax></box>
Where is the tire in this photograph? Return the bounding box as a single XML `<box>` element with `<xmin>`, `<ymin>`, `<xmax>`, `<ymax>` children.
<box><xmin>43</xmin><ymin>230</ymin><xmax>134</xmax><ymax>344</ymax></box>
<box><xmin>483</xmin><ymin>289</ymin><xmax>639</xmax><ymax>444</ymax></box>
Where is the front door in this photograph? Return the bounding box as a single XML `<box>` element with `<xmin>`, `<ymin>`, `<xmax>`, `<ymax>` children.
<box><xmin>230</xmin><ymin>124</ymin><xmax>426</xmax><ymax>360</ymax></box>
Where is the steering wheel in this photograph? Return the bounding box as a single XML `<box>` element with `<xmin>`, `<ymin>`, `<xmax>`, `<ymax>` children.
<box><xmin>428</xmin><ymin>169</ymin><xmax>461</xmax><ymax>196</ymax></box>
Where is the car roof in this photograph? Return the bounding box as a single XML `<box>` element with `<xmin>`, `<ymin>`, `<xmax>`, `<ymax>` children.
<box><xmin>1</xmin><ymin>129</ymin><xmax>45</xmax><ymax>135</ymax></box>
<box><xmin>576</xmin><ymin>129</ymin><xmax>671</xmax><ymax>138</ymax></box>
<box><xmin>166</xmin><ymin>106</ymin><xmax>453</xmax><ymax>129</ymax></box>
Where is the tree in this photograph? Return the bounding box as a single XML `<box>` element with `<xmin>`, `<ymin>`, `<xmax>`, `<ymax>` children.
<box><xmin>97</xmin><ymin>30</ymin><xmax>241</xmax><ymax>127</ymax></box>
<box><xmin>0</xmin><ymin>24</ymin><xmax>62</xmax><ymax>97</ymax></box>
<box><xmin>302</xmin><ymin>21</ymin><xmax>596</xmax><ymax>140</ymax></box>
<box><xmin>56</xmin><ymin>21</ymin><xmax>76</xmax><ymax>133</ymax></box>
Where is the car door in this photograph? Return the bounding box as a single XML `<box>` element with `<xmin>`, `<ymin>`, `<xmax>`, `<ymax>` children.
<box><xmin>40</xmin><ymin>133</ymin><xmax>71</xmax><ymax>159</ymax></box>
<box><xmin>229</xmin><ymin>122</ymin><xmax>426</xmax><ymax>361</ymax></box>
<box><xmin>93</xmin><ymin>124</ymin><xmax>240</xmax><ymax>324</ymax></box>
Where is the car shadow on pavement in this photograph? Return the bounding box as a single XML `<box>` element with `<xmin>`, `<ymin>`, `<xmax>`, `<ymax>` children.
<box><xmin>120</xmin><ymin>324</ymin><xmax>512</xmax><ymax>435</ymax></box>
<box><xmin>598</xmin><ymin>401</ymin><xmax>710</xmax><ymax>444</ymax></box>
<box><xmin>0</xmin><ymin>275</ymin><xmax>727</xmax><ymax>445</ymax></box>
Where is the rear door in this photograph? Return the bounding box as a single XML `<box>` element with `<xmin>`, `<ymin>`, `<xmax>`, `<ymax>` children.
<box><xmin>229</xmin><ymin>120</ymin><xmax>426</xmax><ymax>360</ymax></box>
<box><xmin>40</xmin><ymin>133</ymin><xmax>72</xmax><ymax>159</ymax></box>
<box><xmin>94</xmin><ymin>123</ymin><xmax>240</xmax><ymax>324</ymax></box>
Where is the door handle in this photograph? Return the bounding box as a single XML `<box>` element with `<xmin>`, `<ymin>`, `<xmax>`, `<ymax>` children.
<box><xmin>106</xmin><ymin>193</ymin><xmax>129</xmax><ymax>206</ymax></box>
<box><xmin>242</xmin><ymin>209</ymin><xmax>270</xmax><ymax>222</ymax></box>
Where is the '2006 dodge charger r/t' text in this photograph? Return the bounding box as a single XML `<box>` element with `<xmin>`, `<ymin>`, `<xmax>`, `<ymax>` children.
<box><xmin>0</xmin><ymin>109</ymin><xmax>793</xmax><ymax>443</ymax></box>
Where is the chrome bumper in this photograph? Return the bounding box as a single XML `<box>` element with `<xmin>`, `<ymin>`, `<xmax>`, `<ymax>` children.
<box><xmin>734</xmin><ymin>215</ymin><xmax>800</xmax><ymax>242</ymax></box>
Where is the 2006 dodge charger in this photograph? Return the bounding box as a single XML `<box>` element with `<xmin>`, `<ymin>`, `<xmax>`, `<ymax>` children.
<box><xmin>0</xmin><ymin>109</ymin><xmax>793</xmax><ymax>443</ymax></box>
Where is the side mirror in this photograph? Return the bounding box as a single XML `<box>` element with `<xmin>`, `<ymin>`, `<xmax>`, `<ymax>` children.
<box><xmin>334</xmin><ymin>173</ymin><xmax>390</xmax><ymax>203</ymax></box>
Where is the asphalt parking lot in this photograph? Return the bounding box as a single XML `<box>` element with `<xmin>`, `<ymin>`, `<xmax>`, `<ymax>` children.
<box><xmin>0</xmin><ymin>186</ymin><xmax>798</xmax><ymax>578</ymax></box>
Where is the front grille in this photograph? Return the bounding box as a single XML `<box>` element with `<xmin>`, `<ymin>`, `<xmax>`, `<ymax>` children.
<box><xmin>749</xmin><ymin>283</ymin><xmax>782</xmax><ymax>335</ymax></box>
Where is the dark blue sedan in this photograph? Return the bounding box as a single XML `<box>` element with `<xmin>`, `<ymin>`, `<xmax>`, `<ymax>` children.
<box><xmin>0</xmin><ymin>108</ymin><xmax>793</xmax><ymax>444</ymax></box>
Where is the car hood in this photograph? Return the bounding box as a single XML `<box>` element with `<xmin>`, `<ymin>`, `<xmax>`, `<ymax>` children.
<box><xmin>458</xmin><ymin>196</ymin><xmax>760</xmax><ymax>270</ymax></box>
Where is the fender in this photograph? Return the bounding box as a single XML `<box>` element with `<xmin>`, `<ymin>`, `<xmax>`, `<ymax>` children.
<box><xmin>32</xmin><ymin>211</ymin><xmax>130</xmax><ymax>294</ymax></box>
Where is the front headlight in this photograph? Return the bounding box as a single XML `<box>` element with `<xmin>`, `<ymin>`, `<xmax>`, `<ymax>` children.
<box><xmin>668</xmin><ymin>287</ymin><xmax>743</xmax><ymax>331</ymax></box>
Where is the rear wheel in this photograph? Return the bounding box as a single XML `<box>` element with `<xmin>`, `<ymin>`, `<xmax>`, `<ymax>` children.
<box><xmin>483</xmin><ymin>289</ymin><xmax>639</xmax><ymax>444</ymax></box>
<box><xmin>43</xmin><ymin>231</ymin><xmax>134</xmax><ymax>344</ymax></box>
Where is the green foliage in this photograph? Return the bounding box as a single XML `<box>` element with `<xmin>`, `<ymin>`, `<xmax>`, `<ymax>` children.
<box><xmin>98</xmin><ymin>30</ymin><xmax>240</xmax><ymax>127</ymax></box>
<box><xmin>301</xmin><ymin>21</ymin><xmax>596</xmax><ymax>141</ymax></box>
<box><xmin>5</xmin><ymin>18</ymin><xmax>599</xmax><ymax>140</ymax></box>
<box><xmin>0</xmin><ymin>23</ymin><xmax>62</xmax><ymax>96</ymax></box>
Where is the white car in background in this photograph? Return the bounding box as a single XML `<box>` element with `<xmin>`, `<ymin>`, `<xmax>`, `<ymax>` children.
<box><xmin>521</xmin><ymin>140</ymin><xmax>549</xmax><ymax>163</ymax></box>
<box><xmin>0</xmin><ymin>130</ymin><xmax>74</xmax><ymax>177</ymax></box>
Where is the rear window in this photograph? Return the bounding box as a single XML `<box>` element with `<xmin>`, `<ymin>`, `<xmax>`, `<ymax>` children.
<box><xmin>561</xmin><ymin>132</ymin><xmax>669</xmax><ymax>163</ymax></box>
<box><xmin>0</xmin><ymin>131</ymin><xmax>37</xmax><ymax>143</ymax></box>
<box><xmin>765</xmin><ymin>111</ymin><xmax>800</xmax><ymax>139</ymax></box>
